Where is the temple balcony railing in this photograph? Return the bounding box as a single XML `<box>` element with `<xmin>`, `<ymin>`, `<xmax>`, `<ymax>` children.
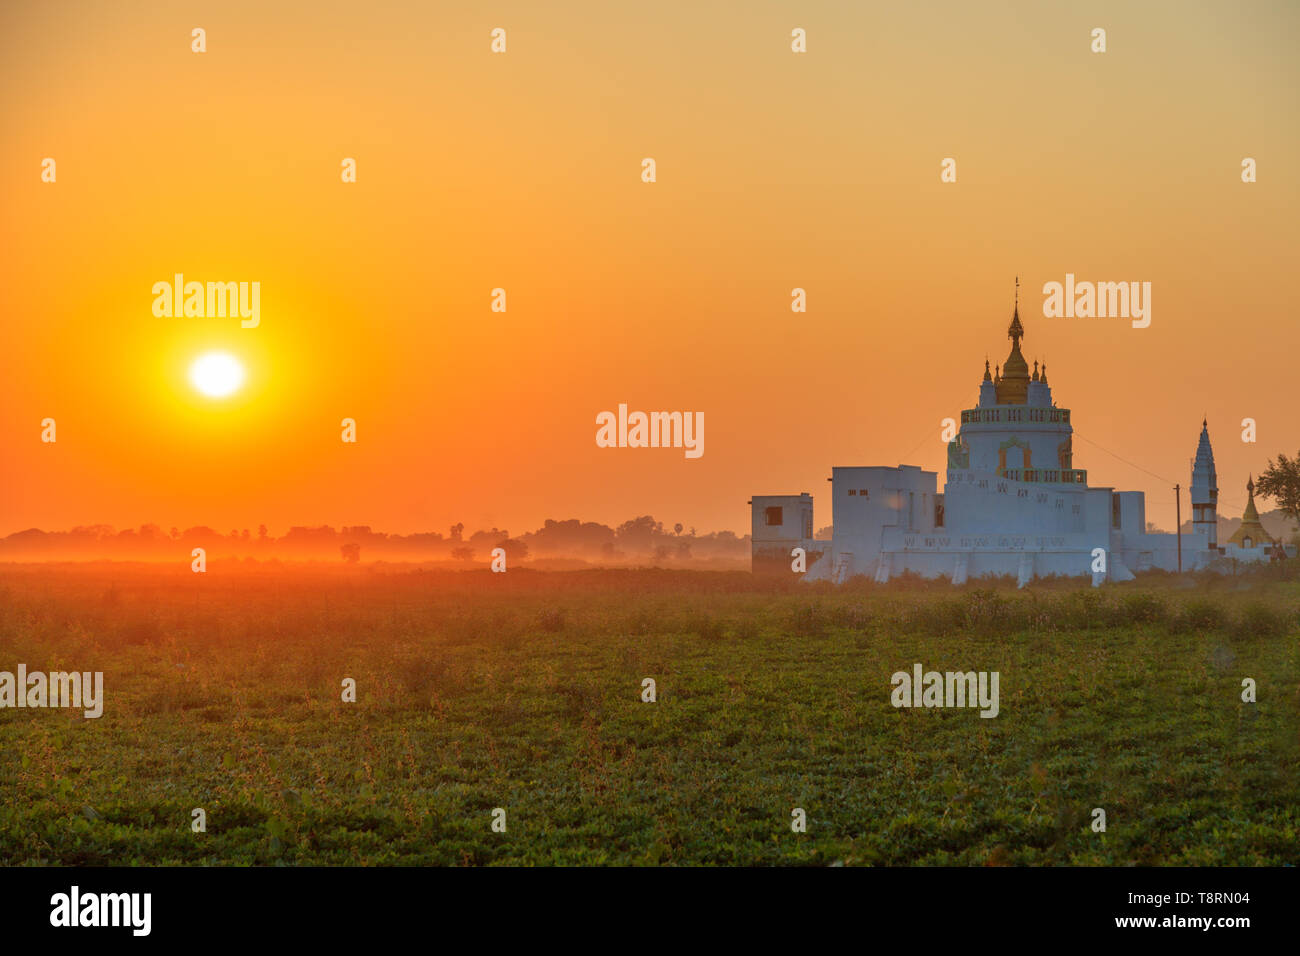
<box><xmin>960</xmin><ymin>407</ymin><xmax>1071</xmax><ymax>425</ymax></box>
<box><xmin>1000</xmin><ymin>468</ymin><xmax>1088</xmax><ymax>484</ymax></box>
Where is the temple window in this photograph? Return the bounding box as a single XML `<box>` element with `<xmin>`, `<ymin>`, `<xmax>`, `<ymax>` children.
<box><xmin>765</xmin><ymin>507</ymin><xmax>783</xmax><ymax>526</ymax></box>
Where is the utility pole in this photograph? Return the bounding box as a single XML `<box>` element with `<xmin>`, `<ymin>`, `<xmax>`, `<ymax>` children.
<box><xmin>1174</xmin><ymin>483</ymin><xmax>1182</xmax><ymax>573</ymax></box>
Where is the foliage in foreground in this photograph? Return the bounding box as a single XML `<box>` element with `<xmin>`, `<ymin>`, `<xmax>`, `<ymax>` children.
<box><xmin>0</xmin><ymin>564</ymin><xmax>1297</xmax><ymax>866</ymax></box>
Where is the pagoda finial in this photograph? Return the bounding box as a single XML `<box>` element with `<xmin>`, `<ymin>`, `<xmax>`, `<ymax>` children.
<box><xmin>1008</xmin><ymin>277</ymin><xmax>1024</xmax><ymax>345</ymax></box>
<box><xmin>1041</xmin><ymin>362</ymin><xmax>1048</xmax><ymax>385</ymax></box>
<box><xmin>983</xmin><ymin>357</ymin><xmax>991</xmax><ymax>382</ymax></box>
<box><xmin>1032</xmin><ymin>359</ymin><xmax>1039</xmax><ymax>381</ymax></box>
<box><xmin>1247</xmin><ymin>473</ymin><xmax>1255</xmax><ymax>496</ymax></box>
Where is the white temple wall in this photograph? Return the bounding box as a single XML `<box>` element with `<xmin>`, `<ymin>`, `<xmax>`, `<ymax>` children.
<box><xmin>1115</xmin><ymin>491</ymin><xmax>1146</xmax><ymax>537</ymax></box>
<box><xmin>750</xmin><ymin>494</ymin><xmax>813</xmax><ymax>544</ymax></box>
<box><xmin>830</xmin><ymin>465</ymin><xmax>936</xmax><ymax>576</ymax></box>
<box><xmin>942</xmin><ymin>471</ymin><xmax>1087</xmax><ymax>535</ymax></box>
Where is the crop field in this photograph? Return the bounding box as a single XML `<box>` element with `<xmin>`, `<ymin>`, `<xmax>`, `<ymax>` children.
<box><xmin>1</xmin><ymin>564</ymin><xmax>1297</xmax><ymax>866</ymax></box>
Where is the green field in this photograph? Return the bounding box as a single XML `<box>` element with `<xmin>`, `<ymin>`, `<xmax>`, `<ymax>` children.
<box><xmin>1</xmin><ymin>564</ymin><xmax>1297</xmax><ymax>865</ymax></box>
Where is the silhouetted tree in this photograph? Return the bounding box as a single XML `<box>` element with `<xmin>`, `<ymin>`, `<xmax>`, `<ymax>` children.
<box><xmin>340</xmin><ymin>542</ymin><xmax>361</xmax><ymax>563</ymax></box>
<box><xmin>1256</xmin><ymin>450</ymin><xmax>1300</xmax><ymax>529</ymax></box>
<box><xmin>499</xmin><ymin>538</ymin><xmax>529</xmax><ymax>562</ymax></box>
<box><xmin>522</xmin><ymin>519</ymin><xmax>615</xmax><ymax>555</ymax></box>
<box><xmin>616</xmin><ymin>515</ymin><xmax>665</xmax><ymax>552</ymax></box>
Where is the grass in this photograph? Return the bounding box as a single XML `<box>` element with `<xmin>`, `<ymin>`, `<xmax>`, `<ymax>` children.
<box><xmin>0</xmin><ymin>563</ymin><xmax>1297</xmax><ymax>866</ymax></box>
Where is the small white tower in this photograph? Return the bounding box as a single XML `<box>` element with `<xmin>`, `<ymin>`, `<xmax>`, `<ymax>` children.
<box><xmin>978</xmin><ymin>358</ymin><xmax>996</xmax><ymax>406</ymax></box>
<box><xmin>1190</xmin><ymin>419</ymin><xmax>1218</xmax><ymax>549</ymax></box>
<box><xmin>1026</xmin><ymin>360</ymin><xmax>1050</xmax><ymax>407</ymax></box>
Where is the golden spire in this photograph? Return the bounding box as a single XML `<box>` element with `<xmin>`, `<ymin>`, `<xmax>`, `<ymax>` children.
<box><xmin>983</xmin><ymin>358</ymin><xmax>992</xmax><ymax>382</ymax></box>
<box><xmin>996</xmin><ymin>278</ymin><xmax>1030</xmax><ymax>403</ymax></box>
<box><xmin>1227</xmin><ymin>473</ymin><xmax>1274</xmax><ymax>548</ymax></box>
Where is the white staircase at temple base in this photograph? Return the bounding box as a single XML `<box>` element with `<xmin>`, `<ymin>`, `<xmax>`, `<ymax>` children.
<box><xmin>873</xmin><ymin>553</ymin><xmax>892</xmax><ymax>584</ymax></box>
<box><xmin>832</xmin><ymin>552</ymin><xmax>855</xmax><ymax>584</ymax></box>
<box><xmin>1016</xmin><ymin>552</ymin><xmax>1034</xmax><ymax>589</ymax></box>
<box><xmin>952</xmin><ymin>553</ymin><xmax>969</xmax><ymax>586</ymax></box>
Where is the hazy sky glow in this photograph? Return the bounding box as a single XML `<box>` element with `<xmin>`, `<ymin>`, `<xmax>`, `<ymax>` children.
<box><xmin>2</xmin><ymin>0</ymin><xmax>1297</xmax><ymax>536</ymax></box>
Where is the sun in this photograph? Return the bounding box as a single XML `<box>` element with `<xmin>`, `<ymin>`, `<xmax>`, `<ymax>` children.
<box><xmin>189</xmin><ymin>351</ymin><xmax>245</xmax><ymax>398</ymax></box>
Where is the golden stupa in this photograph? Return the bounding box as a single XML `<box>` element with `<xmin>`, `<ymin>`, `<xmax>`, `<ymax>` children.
<box><xmin>1226</xmin><ymin>476</ymin><xmax>1274</xmax><ymax>549</ymax></box>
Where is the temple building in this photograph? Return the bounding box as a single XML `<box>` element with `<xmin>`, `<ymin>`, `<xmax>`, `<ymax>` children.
<box><xmin>1191</xmin><ymin>420</ymin><xmax>1218</xmax><ymax>549</ymax></box>
<box><xmin>1225</xmin><ymin>476</ymin><xmax>1275</xmax><ymax>554</ymax></box>
<box><xmin>750</xmin><ymin>286</ymin><xmax>1282</xmax><ymax>585</ymax></box>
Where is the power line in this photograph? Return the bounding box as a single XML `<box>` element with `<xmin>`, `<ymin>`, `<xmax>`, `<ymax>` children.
<box><xmin>1073</xmin><ymin>430</ymin><xmax>1249</xmax><ymax>513</ymax></box>
<box><xmin>1071</xmin><ymin>431</ymin><xmax>1177</xmax><ymax>486</ymax></box>
<box><xmin>893</xmin><ymin>410</ymin><xmax>1259</xmax><ymax>517</ymax></box>
<box><xmin>894</xmin><ymin>386</ymin><xmax>980</xmax><ymax>465</ymax></box>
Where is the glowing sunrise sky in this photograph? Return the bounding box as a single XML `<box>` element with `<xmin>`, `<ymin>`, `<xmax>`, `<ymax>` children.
<box><xmin>2</xmin><ymin>0</ymin><xmax>1297</xmax><ymax>537</ymax></box>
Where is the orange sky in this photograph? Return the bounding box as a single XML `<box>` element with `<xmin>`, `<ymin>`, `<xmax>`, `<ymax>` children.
<box><xmin>2</xmin><ymin>0</ymin><xmax>1297</xmax><ymax>538</ymax></box>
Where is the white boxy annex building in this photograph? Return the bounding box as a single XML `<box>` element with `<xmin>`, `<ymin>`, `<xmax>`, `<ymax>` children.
<box><xmin>751</xmin><ymin>298</ymin><xmax>1276</xmax><ymax>586</ymax></box>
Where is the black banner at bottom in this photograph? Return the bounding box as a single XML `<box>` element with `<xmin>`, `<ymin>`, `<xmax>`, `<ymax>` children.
<box><xmin>0</xmin><ymin>865</ymin><xmax>1285</xmax><ymax>943</ymax></box>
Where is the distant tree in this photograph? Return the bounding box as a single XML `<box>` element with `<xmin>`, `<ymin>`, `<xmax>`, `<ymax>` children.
<box><xmin>257</xmin><ymin>524</ymin><xmax>268</xmax><ymax>540</ymax></box>
<box><xmin>1256</xmin><ymin>451</ymin><xmax>1300</xmax><ymax>530</ymax></box>
<box><xmin>451</xmin><ymin>545</ymin><xmax>474</xmax><ymax>561</ymax></box>
<box><xmin>180</xmin><ymin>527</ymin><xmax>223</xmax><ymax>547</ymax></box>
<box><xmin>523</xmin><ymin>518</ymin><xmax>616</xmax><ymax>555</ymax></box>
<box><xmin>170</xmin><ymin>527</ymin><xmax>180</xmax><ymax>540</ymax></box>
<box><xmin>499</xmin><ymin>538</ymin><xmax>529</xmax><ymax>562</ymax></box>
<box><xmin>1146</xmin><ymin>521</ymin><xmax>1166</xmax><ymax>534</ymax></box>
<box><xmin>282</xmin><ymin>526</ymin><xmax>339</xmax><ymax>550</ymax></box>
<box><xmin>469</xmin><ymin>527</ymin><xmax>509</xmax><ymax>548</ymax></box>
<box><xmin>674</xmin><ymin>522</ymin><xmax>684</xmax><ymax>536</ymax></box>
<box><xmin>616</xmin><ymin>515</ymin><xmax>665</xmax><ymax>552</ymax></box>
<box><xmin>71</xmin><ymin>525</ymin><xmax>115</xmax><ymax>539</ymax></box>
<box><xmin>450</xmin><ymin>522</ymin><xmax>465</xmax><ymax>542</ymax></box>
<box><xmin>340</xmin><ymin>542</ymin><xmax>361</xmax><ymax>563</ymax></box>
